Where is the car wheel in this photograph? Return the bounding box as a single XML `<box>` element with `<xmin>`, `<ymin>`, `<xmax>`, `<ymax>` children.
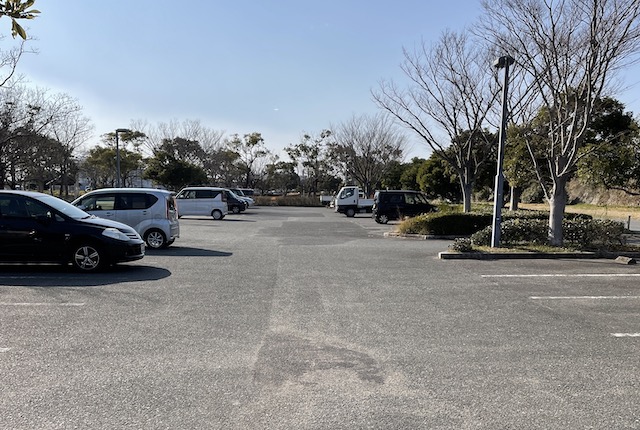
<box><xmin>346</xmin><ymin>208</ymin><xmax>356</xmax><ymax>217</ymax></box>
<box><xmin>71</xmin><ymin>243</ymin><xmax>104</xmax><ymax>272</ymax></box>
<box><xmin>211</xmin><ymin>209</ymin><xmax>223</xmax><ymax>220</ymax></box>
<box><xmin>376</xmin><ymin>214</ymin><xmax>389</xmax><ymax>224</ymax></box>
<box><xmin>144</xmin><ymin>229</ymin><xmax>167</xmax><ymax>249</ymax></box>
<box><xmin>231</xmin><ymin>205</ymin><xmax>241</xmax><ymax>214</ymax></box>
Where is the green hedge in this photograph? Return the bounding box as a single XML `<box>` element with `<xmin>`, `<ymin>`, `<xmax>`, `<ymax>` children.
<box><xmin>398</xmin><ymin>213</ymin><xmax>492</xmax><ymax>236</ymax></box>
<box><xmin>470</xmin><ymin>218</ymin><xmax>625</xmax><ymax>248</ymax></box>
<box><xmin>254</xmin><ymin>195</ymin><xmax>324</xmax><ymax>207</ymax></box>
<box><xmin>397</xmin><ymin>209</ymin><xmax>593</xmax><ymax>237</ymax></box>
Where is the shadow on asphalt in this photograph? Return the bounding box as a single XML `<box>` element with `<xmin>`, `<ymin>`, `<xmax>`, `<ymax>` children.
<box><xmin>146</xmin><ymin>247</ymin><xmax>232</xmax><ymax>257</ymax></box>
<box><xmin>0</xmin><ymin>264</ymin><xmax>171</xmax><ymax>287</ymax></box>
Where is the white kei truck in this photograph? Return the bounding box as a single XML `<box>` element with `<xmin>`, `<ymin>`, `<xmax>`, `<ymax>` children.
<box><xmin>333</xmin><ymin>186</ymin><xmax>374</xmax><ymax>217</ymax></box>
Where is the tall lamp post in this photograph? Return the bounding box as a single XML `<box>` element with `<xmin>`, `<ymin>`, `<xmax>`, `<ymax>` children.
<box><xmin>491</xmin><ymin>55</ymin><xmax>515</xmax><ymax>248</ymax></box>
<box><xmin>115</xmin><ymin>128</ymin><xmax>131</xmax><ymax>188</ymax></box>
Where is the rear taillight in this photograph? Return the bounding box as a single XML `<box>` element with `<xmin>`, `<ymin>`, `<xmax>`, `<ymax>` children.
<box><xmin>167</xmin><ymin>198</ymin><xmax>177</xmax><ymax>219</ymax></box>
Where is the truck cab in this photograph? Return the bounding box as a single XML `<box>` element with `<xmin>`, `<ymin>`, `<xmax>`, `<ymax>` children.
<box><xmin>334</xmin><ymin>186</ymin><xmax>374</xmax><ymax>217</ymax></box>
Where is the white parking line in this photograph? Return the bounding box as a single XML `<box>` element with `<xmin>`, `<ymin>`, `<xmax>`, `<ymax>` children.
<box><xmin>0</xmin><ymin>302</ymin><xmax>85</xmax><ymax>306</ymax></box>
<box><xmin>0</xmin><ymin>347</ymin><xmax>11</xmax><ymax>352</ymax></box>
<box><xmin>482</xmin><ymin>274</ymin><xmax>640</xmax><ymax>278</ymax></box>
<box><xmin>611</xmin><ymin>333</ymin><xmax>640</xmax><ymax>337</ymax></box>
<box><xmin>530</xmin><ymin>296</ymin><xmax>640</xmax><ymax>300</ymax></box>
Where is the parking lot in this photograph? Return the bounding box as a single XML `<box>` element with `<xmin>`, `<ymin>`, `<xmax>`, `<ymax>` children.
<box><xmin>1</xmin><ymin>206</ymin><xmax>639</xmax><ymax>429</ymax></box>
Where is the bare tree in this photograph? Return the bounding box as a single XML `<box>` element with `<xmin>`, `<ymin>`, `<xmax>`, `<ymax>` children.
<box><xmin>41</xmin><ymin>94</ymin><xmax>93</xmax><ymax>196</ymax></box>
<box><xmin>329</xmin><ymin>112</ymin><xmax>406</xmax><ymax>196</ymax></box>
<box><xmin>0</xmin><ymin>37</ymin><xmax>33</xmax><ymax>88</ymax></box>
<box><xmin>0</xmin><ymin>86</ymin><xmax>91</xmax><ymax>189</ymax></box>
<box><xmin>131</xmin><ymin>118</ymin><xmax>224</xmax><ymax>157</ymax></box>
<box><xmin>478</xmin><ymin>0</ymin><xmax>640</xmax><ymax>245</ymax></box>
<box><xmin>373</xmin><ymin>29</ymin><xmax>500</xmax><ymax>212</ymax></box>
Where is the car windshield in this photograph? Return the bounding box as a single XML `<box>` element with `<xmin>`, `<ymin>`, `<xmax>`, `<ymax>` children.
<box><xmin>36</xmin><ymin>194</ymin><xmax>92</xmax><ymax>219</ymax></box>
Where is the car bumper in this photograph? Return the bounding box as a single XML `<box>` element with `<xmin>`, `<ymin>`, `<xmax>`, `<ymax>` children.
<box><xmin>107</xmin><ymin>240</ymin><xmax>145</xmax><ymax>263</ymax></box>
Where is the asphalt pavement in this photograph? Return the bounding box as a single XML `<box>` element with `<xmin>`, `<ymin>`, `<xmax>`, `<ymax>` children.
<box><xmin>1</xmin><ymin>206</ymin><xmax>639</xmax><ymax>429</ymax></box>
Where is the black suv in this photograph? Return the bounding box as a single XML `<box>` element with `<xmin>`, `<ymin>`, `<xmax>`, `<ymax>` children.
<box><xmin>372</xmin><ymin>190</ymin><xmax>435</xmax><ymax>224</ymax></box>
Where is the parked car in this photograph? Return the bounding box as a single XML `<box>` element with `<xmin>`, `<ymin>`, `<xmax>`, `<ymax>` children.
<box><xmin>229</xmin><ymin>188</ymin><xmax>255</xmax><ymax>206</ymax></box>
<box><xmin>71</xmin><ymin>188</ymin><xmax>180</xmax><ymax>249</ymax></box>
<box><xmin>222</xmin><ymin>189</ymin><xmax>248</xmax><ymax>214</ymax></box>
<box><xmin>372</xmin><ymin>190</ymin><xmax>436</xmax><ymax>224</ymax></box>
<box><xmin>0</xmin><ymin>190</ymin><xmax>144</xmax><ymax>272</ymax></box>
<box><xmin>174</xmin><ymin>187</ymin><xmax>228</xmax><ymax>220</ymax></box>
<box><xmin>234</xmin><ymin>188</ymin><xmax>253</xmax><ymax>196</ymax></box>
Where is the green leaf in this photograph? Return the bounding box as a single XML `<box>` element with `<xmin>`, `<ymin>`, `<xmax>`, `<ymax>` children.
<box><xmin>11</xmin><ymin>20</ymin><xmax>26</xmax><ymax>39</ymax></box>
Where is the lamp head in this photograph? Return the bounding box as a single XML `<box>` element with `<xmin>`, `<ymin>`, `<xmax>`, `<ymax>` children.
<box><xmin>494</xmin><ymin>55</ymin><xmax>515</xmax><ymax>69</ymax></box>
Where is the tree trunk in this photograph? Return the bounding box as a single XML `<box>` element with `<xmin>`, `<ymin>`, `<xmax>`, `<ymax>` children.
<box><xmin>548</xmin><ymin>178</ymin><xmax>568</xmax><ymax>246</ymax></box>
<box><xmin>461</xmin><ymin>180</ymin><xmax>473</xmax><ymax>213</ymax></box>
<box><xmin>509</xmin><ymin>185</ymin><xmax>521</xmax><ymax>211</ymax></box>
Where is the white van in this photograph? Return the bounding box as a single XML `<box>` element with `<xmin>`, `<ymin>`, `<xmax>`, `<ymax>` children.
<box><xmin>175</xmin><ymin>187</ymin><xmax>228</xmax><ymax>220</ymax></box>
<box><xmin>72</xmin><ymin>188</ymin><xmax>180</xmax><ymax>249</ymax></box>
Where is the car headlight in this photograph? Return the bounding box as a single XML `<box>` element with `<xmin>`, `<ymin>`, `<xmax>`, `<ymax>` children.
<box><xmin>102</xmin><ymin>228</ymin><xmax>130</xmax><ymax>241</ymax></box>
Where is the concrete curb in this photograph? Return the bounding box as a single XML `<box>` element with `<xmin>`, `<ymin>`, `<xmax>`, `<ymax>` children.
<box><xmin>383</xmin><ymin>232</ymin><xmax>640</xmax><ymax>261</ymax></box>
<box><xmin>438</xmin><ymin>251</ymin><xmax>599</xmax><ymax>260</ymax></box>
<box><xmin>439</xmin><ymin>251</ymin><xmax>640</xmax><ymax>260</ymax></box>
<box><xmin>384</xmin><ymin>232</ymin><xmax>459</xmax><ymax>240</ymax></box>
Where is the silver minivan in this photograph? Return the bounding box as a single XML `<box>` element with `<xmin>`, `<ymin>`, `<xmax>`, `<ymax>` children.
<box><xmin>72</xmin><ymin>188</ymin><xmax>180</xmax><ymax>249</ymax></box>
<box><xmin>175</xmin><ymin>187</ymin><xmax>228</xmax><ymax>220</ymax></box>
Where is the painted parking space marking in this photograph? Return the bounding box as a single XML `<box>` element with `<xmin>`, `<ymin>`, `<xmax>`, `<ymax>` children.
<box><xmin>0</xmin><ymin>347</ymin><xmax>11</xmax><ymax>352</ymax></box>
<box><xmin>611</xmin><ymin>333</ymin><xmax>640</xmax><ymax>337</ymax></box>
<box><xmin>482</xmin><ymin>274</ymin><xmax>640</xmax><ymax>278</ymax></box>
<box><xmin>530</xmin><ymin>296</ymin><xmax>640</xmax><ymax>300</ymax></box>
<box><xmin>0</xmin><ymin>302</ymin><xmax>85</xmax><ymax>307</ymax></box>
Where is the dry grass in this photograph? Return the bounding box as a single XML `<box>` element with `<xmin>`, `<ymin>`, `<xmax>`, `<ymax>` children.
<box><xmin>518</xmin><ymin>203</ymin><xmax>640</xmax><ymax>221</ymax></box>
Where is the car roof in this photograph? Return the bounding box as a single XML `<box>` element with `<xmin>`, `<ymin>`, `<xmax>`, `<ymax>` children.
<box><xmin>0</xmin><ymin>189</ymin><xmax>49</xmax><ymax>197</ymax></box>
<box><xmin>180</xmin><ymin>186</ymin><xmax>225</xmax><ymax>190</ymax></box>
<box><xmin>82</xmin><ymin>188</ymin><xmax>173</xmax><ymax>195</ymax></box>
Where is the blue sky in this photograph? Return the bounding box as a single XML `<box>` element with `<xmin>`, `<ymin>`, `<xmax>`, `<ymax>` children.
<box><xmin>13</xmin><ymin>1</ymin><xmax>640</xmax><ymax>161</ymax></box>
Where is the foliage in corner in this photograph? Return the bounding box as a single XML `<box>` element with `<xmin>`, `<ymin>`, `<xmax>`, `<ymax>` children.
<box><xmin>0</xmin><ymin>0</ymin><xmax>40</xmax><ymax>39</ymax></box>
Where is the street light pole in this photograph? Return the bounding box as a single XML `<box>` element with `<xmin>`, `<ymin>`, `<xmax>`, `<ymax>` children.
<box><xmin>115</xmin><ymin>128</ymin><xmax>131</xmax><ymax>188</ymax></box>
<box><xmin>491</xmin><ymin>55</ymin><xmax>515</xmax><ymax>248</ymax></box>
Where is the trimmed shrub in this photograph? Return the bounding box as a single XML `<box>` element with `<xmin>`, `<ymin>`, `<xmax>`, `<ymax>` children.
<box><xmin>396</xmin><ymin>209</ymin><xmax>561</xmax><ymax>236</ymax></box>
<box><xmin>254</xmin><ymin>195</ymin><xmax>323</xmax><ymax>207</ymax></box>
<box><xmin>471</xmin><ymin>219</ymin><xmax>548</xmax><ymax>246</ymax></box>
<box><xmin>449</xmin><ymin>238</ymin><xmax>473</xmax><ymax>252</ymax></box>
<box><xmin>470</xmin><ymin>217</ymin><xmax>624</xmax><ymax>248</ymax></box>
<box><xmin>397</xmin><ymin>213</ymin><xmax>493</xmax><ymax>236</ymax></box>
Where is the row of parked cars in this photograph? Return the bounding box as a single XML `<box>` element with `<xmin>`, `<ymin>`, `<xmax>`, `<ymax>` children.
<box><xmin>0</xmin><ymin>186</ymin><xmax>254</xmax><ymax>272</ymax></box>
